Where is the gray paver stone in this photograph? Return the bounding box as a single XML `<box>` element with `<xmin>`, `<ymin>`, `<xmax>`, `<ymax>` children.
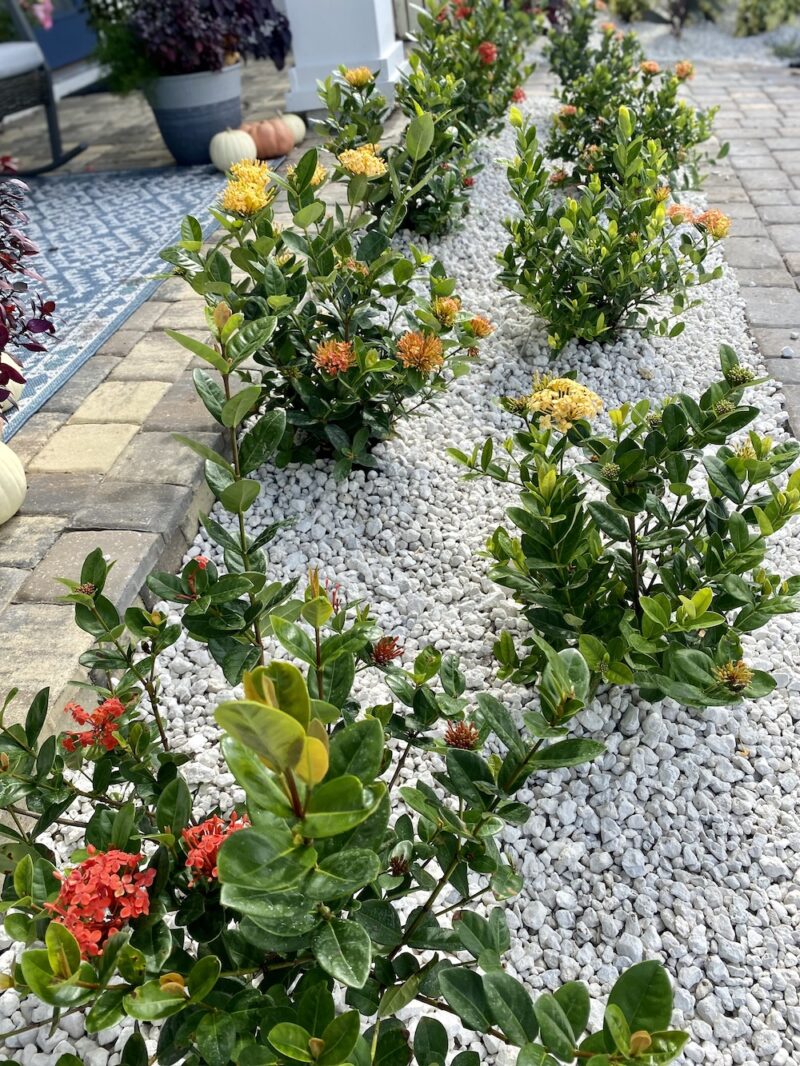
<box><xmin>742</xmin><ymin>287</ymin><xmax>800</xmax><ymax>328</ymax></box>
<box><xmin>15</xmin><ymin>529</ymin><xmax>163</xmax><ymax>606</ymax></box>
<box><xmin>0</xmin><ymin>515</ymin><xmax>66</xmax><ymax>568</ymax></box>
<box><xmin>0</xmin><ymin>603</ymin><xmax>92</xmax><ymax>730</ymax></box>
<box><xmin>768</xmin><ymin>225</ymin><xmax>800</xmax><ymax>253</ymax></box>
<box><xmin>0</xmin><ymin>566</ymin><xmax>27</xmax><ymax>610</ymax></box>
<box><xmin>722</xmin><ymin>237</ymin><xmax>784</xmax><ymax>269</ymax></box>
<box><xmin>71</xmin><ymin>481</ymin><xmax>194</xmax><ymax>534</ymax></box>
<box><xmin>110</xmin><ymin>430</ymin><xmax>224</xmax><ymax>487</ymax></box>
<box><xmin>21</xmin><ymin>475</ymin><xmax>103</xmax><ymax>517</ymax></box>
<box><xmin>43</xmin><ymin>356</ymin><xmax>122</xmax><ymax>415</ymax></box>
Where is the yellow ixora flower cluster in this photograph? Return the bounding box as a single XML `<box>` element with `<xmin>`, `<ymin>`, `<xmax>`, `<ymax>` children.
<box><xmin>286</xmin><ymin>161</ymin><xmax>328</xmax><ymax>188</ymax></box>
<box><xmin>343</xmin><ymin>66</ymin><xmax>374</xmax><ymax>88</ymax></box>
<box><xmin>515</xmin><ymin>375</ymin><xmax>603</xmax><ymax>432</ymax></box>
<box><xmin>432</xmin><ymin>296</ymin><xmax>461</xmax><ymax>326</ymax></box>
<box><xmin>219</xmin><ymin>159</ymin><xmax>274</xmax><ymax>217</ymax></box>
<box><xmin>337</xmin><ymin>144</ymin><xmax>388</xmax><ymax>178</ymax></box>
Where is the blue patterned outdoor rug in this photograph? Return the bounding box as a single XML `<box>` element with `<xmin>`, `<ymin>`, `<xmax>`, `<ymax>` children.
<box><xmin>4</xmin><ymin>165</ymin><xmax>225</xmax><ymax>439</ymax></box>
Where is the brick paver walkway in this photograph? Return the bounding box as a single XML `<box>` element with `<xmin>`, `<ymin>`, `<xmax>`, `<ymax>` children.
<box><xmin>689</xmin><ymin>62</ymin><xmax>800</xmax><ymax>427</ymax></box>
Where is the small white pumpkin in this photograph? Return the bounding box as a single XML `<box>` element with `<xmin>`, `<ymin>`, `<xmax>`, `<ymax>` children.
<box><xmin>0</xmin><ymin>441</ymin><xmax>26</xmax><ymax>526</ymax></box>
<box><xmin>209</xmin><ymin>128</ymin><xmax>258</xmax><ymax>174</ymax></box>
<box><xmin>281</xmin><ymin>113</ymin><xmax>307</xmax><ymax>147</ymax></box>
<box><xmin>0</xmin><ymin>354</ymin><xmax>25</xmax><ymax>415</ymax></box>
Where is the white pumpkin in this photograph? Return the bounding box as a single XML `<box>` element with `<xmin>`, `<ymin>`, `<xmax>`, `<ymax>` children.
<box><xmin>209</xmin><ymin>128</ymin><xmax>258</xmax><ymax>174</ymax></box>
<box><xmin>0</xmin><ymin>441</ymin><xmax>26</xmax><ymax>526</ymax></box>
<box><xmin>0</xmin><ymin>354</ymin><xmax>24</xmax><ymax>415</ymax></box>
<box><xmin>281</xmin><ymin>113</ymin><xmax>307</xmax><ymax>147</ymax></box>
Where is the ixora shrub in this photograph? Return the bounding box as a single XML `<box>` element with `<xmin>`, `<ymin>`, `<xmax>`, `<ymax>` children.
<box><xmin>163</xmin><ymin>151</ymin><xmax>493</xmax><ymax>478</ymax></box>
<box><xmin>500</xmin><ymin>107</ymin><xmax>727</xmax><ymax>351</ymax></box>
<box><xmin>547</xmin><ymin>28</ymin><xmax>722</xmax><ymax>188</ymax></box>
<box><xmin>317</xmin><ymin>61</ymin><xmax>480</xmax><ymax>238</ymax></box>
<box><xmin>411</xmin><ymin>0</ymin><xmax>533</xmax><ymax>140</ymax></box>
<box><xmin>543</xmin><ymin>0</ymin><xmax>600</xmax><ymax>84</ymax></box>
<box><xmin>452</xmin><ymin>347</ymin><xmax>800</xmax><ymax>708</ymax></box>
<box><xmin>0</xmin><ymin>564</ymin><xmax>690</xmax><ymax>1065</ymax></box>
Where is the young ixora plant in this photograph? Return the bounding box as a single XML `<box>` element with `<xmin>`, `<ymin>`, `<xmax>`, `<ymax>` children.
<box><xmin>500</xmin><ymin>106</ymin><xmax>728</xmax><ymax>351</ymax></box>
<box><xmin>547</xmin><ymin>27</ymin><xmax>723</xmax><ymax>188</ymax></box>
<box><xmin>411</xmin><ymin>0</ymin><xmax>533</xmax><ymax>140</ymax></box>
<box><xmin>543</xmin><ymin>0</ymin><xmax>600</xmax><ymax>85</ymax></box>
<box><xmin>317</xmin><ymin>61</ymin><xmax>481</xmax><ymax>238</ymax></box>
<box><xmin>0</xmin><ymin>561</ymin><xmax>690</xmax><ymax>1066</ymax></box>
<box><xmin>451</xmin><ymin>346</ymin><xmax>800</xmax><ymax>708</ymax></box>
<box><xmin>162</xmin><ymin>150</ymin><xmax>493</xmax><ymax>478</ymax></box>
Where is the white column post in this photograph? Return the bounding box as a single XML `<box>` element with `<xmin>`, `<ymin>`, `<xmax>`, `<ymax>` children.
<box><xmin>284</xmin><ymin>0</ymin><xmax>408</xmax><ymax>113</ymax></box>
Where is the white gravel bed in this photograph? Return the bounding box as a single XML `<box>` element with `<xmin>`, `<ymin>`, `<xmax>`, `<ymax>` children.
<box><xmin>2</xmin><ymin>97</ymin><xmax>800</xmax><ymax>1066</ymax></box>
<box><xmin>621</xmin><ymin>18</ymin><xmax>797</xmax><ymax>64</ymax></box>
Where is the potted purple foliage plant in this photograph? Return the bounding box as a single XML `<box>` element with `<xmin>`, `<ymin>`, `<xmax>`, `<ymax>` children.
<box><xmin>83</xmin><ymin>0</ymin><xmax>292</xmax><ymax>165</ymax></box>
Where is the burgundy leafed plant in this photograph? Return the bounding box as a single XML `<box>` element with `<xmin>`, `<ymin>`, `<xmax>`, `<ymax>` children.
<box><xmin>0</xmin><ymin>177</ymin><xmax>56</xmax><ymax>423</ymax></box>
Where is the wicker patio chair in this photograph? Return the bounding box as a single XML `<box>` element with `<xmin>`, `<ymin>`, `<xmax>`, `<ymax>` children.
<box><xmin>0</xmin><ymin>0</ymin><xmax>86</xmax><ymax>174</ymax></box>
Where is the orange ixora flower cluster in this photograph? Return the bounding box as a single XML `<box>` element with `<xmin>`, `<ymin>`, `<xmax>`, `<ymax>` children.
<box><xmin>343</xmin><ymin>66</ymin><xmax>374</xmax><ymax>88</ymax></box>
<box><xmin>219</xmin><ymin>159</ymin><xmax>274</xmax><ymax>216</ymax></box>
<box><xmin>182</xmin><ymin>812</ymin><xmax>250</xmax><ymax>884</ymax></box>
<box><xmin>314</xmin><ymin>339</ymin><xmax>356</xmax><ymax>376</ymax></box>
<box><xmin>674</xmin><ymin>60</ymin><xmax>695</xmax><ymax>80</ymax></box>
<box><xmin>470</xmin><ymin>315</ymin><xmax>494</xmax><ymax>338</ymax></box>
<box><xmin>62</xmin><ymin>697</ymin><xmax>125</xmax><ymax>754</ymax></box>
<box><xmin>639</xmin><ymin>60</ymin><xmax>660</xmax><ymax>76</ymax></box>
<box><xmin>667</xmin><ymin>203</ymin><xmax>695</xmax><ymax>224</ymax></box>
<box><xmin>559</xmin><ymin>104</ymin><xmax>577</xmax><ymax>119</ymax></box>
<box><xmin>695</xmin><ymin>208</ymin><xmax>731</xmax><ymax>239</ymax></box>
<box><xmin>46</xmin><ymin>848</ymin><xmax>156</xmax><ymax>959</ymax></box>
<box><xmin>396</xmin><ymin>331</ymin><xmax>444</xmax><ymax>373</ymax></box>
<box><xmin>337</xmin><ymin>144</ymin><xmax>387</xmax><ymax>178</ymax></box>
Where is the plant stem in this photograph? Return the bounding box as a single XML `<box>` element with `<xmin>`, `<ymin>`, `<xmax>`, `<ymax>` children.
<box><xmin>389</xmin><ymin>850</ymin><xmax>460</xmax><ymax>959</ymax></box>
<box><xmin>314</xmin><ymin>626</ymin><xmax>325</xmax><ymax>701</ymax></box>
<box><xmin>222</xmin><ymin>372</ymin><xmax>265</xmax><ymax>668</ymax></box>
<box><xmin>628</xmin><ymin>515</ymin><xmax>642</xmax><ymax>619</ymax></box>
<box><xmin>388</xmin><ymin>736</ymin><xmax>417</xmax><ymax>791</ymax></box>
<box><xmin>89</xmin><ymin>604</ymin><xmax>169</xmax><ymax>750</ymax></box>
<box><xmin>284</xmin><ymin>768</ymin><xmax>304</xmax><ymax>818</ymax></box>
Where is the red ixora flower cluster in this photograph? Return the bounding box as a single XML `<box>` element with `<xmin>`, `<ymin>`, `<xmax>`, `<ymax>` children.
<box><xmin>61</xmin><ymin>697</ymin><xmax>125</xmax><ymax>753</ymax></box>
<box><xmin>512</xmin><ymin>86</ymin><xmax>527</xmax><ymax>102</ymax></box>
<box><xmin>46</xmin><ymin>848</ymin><xmax>155</xmax><ymax>959</ymax></box>
<box><xmin>182</xmin><ymin>812</ymin><xmax>250</xmax><ymax>884</ymax></box>
<box><xmin>477</xmin><ymin>40</ymin><xmax>498</xmax><ymax>64</ymax></box>
<box><xmin>372</xmin><ymin>636</ymin><xmax>404</xmax><ymax>665</ymax></box>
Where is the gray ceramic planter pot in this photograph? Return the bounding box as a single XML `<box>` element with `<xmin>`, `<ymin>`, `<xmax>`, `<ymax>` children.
<box><xmin>146</xmin><ymin>64</ymin><xmax>242</xmax><ymax>166</ymax></box>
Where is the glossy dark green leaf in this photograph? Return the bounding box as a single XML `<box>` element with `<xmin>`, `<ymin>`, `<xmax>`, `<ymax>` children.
<box><xmin>312</xmin><ymin>918</ymin><xmax>371</xmax><ymax>988</ymax></box>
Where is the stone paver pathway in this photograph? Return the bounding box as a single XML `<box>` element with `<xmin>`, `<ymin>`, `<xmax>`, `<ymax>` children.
<box><xmin>689</xmin><ymin>62</ymin><xmax>800</xmax><ymax>426</ymax></box>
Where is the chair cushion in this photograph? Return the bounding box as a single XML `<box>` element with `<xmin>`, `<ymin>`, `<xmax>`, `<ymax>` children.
<box><xmin>0</xmin><ymin>41</ymin><xmax>45</xmax><ymax>78</ymax></box>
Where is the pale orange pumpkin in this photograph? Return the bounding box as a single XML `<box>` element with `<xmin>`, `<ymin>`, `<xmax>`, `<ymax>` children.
<box><xmin>240</xmin><ymin>118</ymin><xmax>295</xmax><ymax>160</ymax></box>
